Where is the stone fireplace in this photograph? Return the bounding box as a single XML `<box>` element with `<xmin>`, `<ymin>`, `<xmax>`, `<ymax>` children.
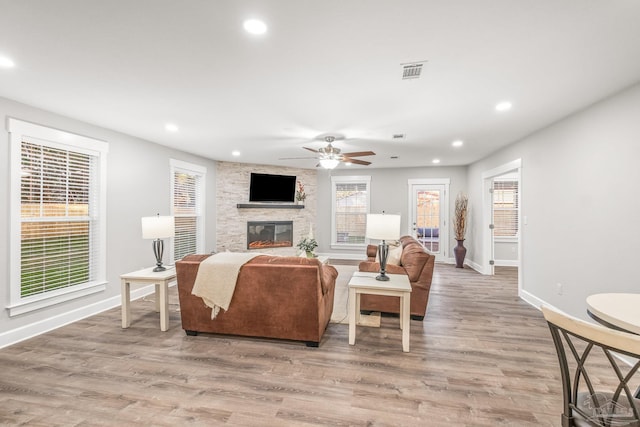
<box><xmin>247</xmin><ymin>221</ymin><xmax>293</xmax><ymax>250</ymax></box>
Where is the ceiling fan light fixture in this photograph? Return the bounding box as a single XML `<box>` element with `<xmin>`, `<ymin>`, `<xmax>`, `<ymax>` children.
<box><xmin>319</xmin><ymin>158</ymin><xmax>340</xmax><ymax>169</ymax></box>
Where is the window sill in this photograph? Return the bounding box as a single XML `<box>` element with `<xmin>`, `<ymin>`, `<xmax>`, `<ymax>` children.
<box><xmin>6</xmin><ymin>281</ymin><xmax>107</xmax><ymax>317</ymax></box>
<box><xmin>494</xmin><ymin>237</ymin><xmax>518</xmax><ymax>243</ymax></box>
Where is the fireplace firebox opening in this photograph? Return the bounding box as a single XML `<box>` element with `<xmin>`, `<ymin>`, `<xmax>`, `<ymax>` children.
<box><xmin>247</xmin><ymin>221</ymin><xmax>293</xmax><ymax>250</ymax></box>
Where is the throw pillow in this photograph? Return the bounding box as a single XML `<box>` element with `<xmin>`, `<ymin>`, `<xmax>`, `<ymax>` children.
<box><xmin>386</xmin><ymin>245</ymin><xmax>403</xmax><ymax>265</ymax></box>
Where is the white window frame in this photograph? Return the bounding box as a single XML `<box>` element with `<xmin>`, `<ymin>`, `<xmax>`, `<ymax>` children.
<box><xmin>330</xmin><ymin>175</ymin><xmax>371</xmax><ymax>249</ymax></box>
<box><xmin>170</xmin><ymin>159</ymin><xmax>206</xmax><ymax>262</ymax></box>
<box><xmin>7</xmin><ymin>118</ymin><xmax>108</xmax><ymax>317</ymax></box>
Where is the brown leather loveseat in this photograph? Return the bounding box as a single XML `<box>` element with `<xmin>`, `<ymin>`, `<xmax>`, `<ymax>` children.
<box><xmin>176</xmin><ymin>254</ymin><xmax>338</xmax><ymax>346</ymax></box>
<box><xmin>358</xmin><ymin>235</ymin><xmax>435</xmax><ymax>320</ymax></box>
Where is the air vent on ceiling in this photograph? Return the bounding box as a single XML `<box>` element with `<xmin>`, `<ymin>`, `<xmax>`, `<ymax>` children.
<box><xmin>401</xmin><ymin>61</ymin><xmax>427</xmax><ymax>80</ymax></box>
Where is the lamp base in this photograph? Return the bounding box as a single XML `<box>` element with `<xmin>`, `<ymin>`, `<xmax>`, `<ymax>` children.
<box><xmin>376</xmin><ymin>241</ymin><xmax>391</xmax><ymax>281</ymax></box>
<box><xmin>152</xmin><ymin>239</ymin><xmax>166</xmax><ymax>273</ymax></box>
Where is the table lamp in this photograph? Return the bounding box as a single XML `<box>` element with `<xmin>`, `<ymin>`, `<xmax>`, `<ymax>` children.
<box><xmin>141</xmin><ymin>214</ymin><xmax>175</xmax><ymax>271</ymax></box>
<box><xmin>366</xmin><ymin>213</ymin><xmax>401</xmax><ymax>281</ymax></box>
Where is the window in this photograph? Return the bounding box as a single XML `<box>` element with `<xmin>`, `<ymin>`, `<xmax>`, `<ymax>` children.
<box><xmin>493</xmin><ymin>178</ymin><xmax>519</xmax><ymax>238</ymax></box>
<box><xmin>8</xmin><ymin>119</ymin><xmax>108</xmax><ymax>316</ymax></box>
<box><xmin>331</xmin><ymin>176</ymin><xmax>371</xmax><ymax>247</ymax></box>
<box><xmin>170</xmin><ymin>159</ymin><xmax>206</xmax><ymax>262</ymax></box>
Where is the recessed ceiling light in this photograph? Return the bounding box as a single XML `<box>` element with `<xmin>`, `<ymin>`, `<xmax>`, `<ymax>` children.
<box><xmin>243</xmin><ymin>19</ymin><xmax>267</xmax><ymax>35</ymax></box>
<box><xmin>232</xmin><ymin>150</ymin><xmax>241</xmax><ymax>157</ymax></box>
<box><xmin>165</xmin><ymin>123</ymin><xmax>179</xmax><ymax>132</ymax></box>
<box><xmin>495</xmin><ymin>101</ymin><xmax>513</xmax><ymax>112</ymax></box>
<box><xmin>432</xmin><ymin>158</ymin><xmax>441</xmax><ymax>164</ymax></box>
<box><xmin>0</xmin><ymin>55</ymin><xmax>15</xmax><ymax>68</ymax></box>
<box><xmin>452</xmin><ymin>140</ymin><xmax>464</xmax><ymax>147</ymax></box>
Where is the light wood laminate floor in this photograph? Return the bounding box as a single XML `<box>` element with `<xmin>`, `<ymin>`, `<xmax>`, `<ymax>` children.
<box><xmin>0</xmin><ymin>265</ymin><xmax>591</xmax><ymax>426</ymax></box>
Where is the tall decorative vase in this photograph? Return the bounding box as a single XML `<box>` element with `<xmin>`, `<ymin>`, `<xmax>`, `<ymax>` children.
<box><xmin>454</xmin><ymin>239</ymin><xmax>467</xmax><ymax>268</ymax></box>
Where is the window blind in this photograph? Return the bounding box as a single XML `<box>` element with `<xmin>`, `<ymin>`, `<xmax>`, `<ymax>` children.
<box><xmin>172</xmin><ymin>169</ymin><xmax>203</xmax><ymax>261</ymax></box>
<box><xmin>493</xmin><ymin>180</ymin><xmax>519</xmax><ymax>237</ymax></box>
<box><xmin>20</xmin><ymin>141</ymin><xmax>99</xmax><ymax>297</ymax></box>
<box><xmin>334</xmin><ymin>182</ymin><xmax>368</xmax><ymax>244</ymax></box>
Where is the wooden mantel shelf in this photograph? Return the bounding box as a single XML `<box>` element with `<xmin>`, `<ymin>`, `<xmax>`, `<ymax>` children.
<box><xmin>236</xmin><ymin>203</ymin><xmax>304</xmax><ymax>209</ymax></box>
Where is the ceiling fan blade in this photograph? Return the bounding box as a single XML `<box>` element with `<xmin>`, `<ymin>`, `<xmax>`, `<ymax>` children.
<box><xmin>342</xmin><ymin>151</ymin><xmax>376</xmax><ymax>157</ymax></box>
<box><xmin>303</xmin><ymin>147</ymin><xmax>319</xmax><ymax>153</ymax></box>
<box><xmin>343</xmin><ymin>157</ymin><xmax>371</xmax><ymax>166</ymax></box>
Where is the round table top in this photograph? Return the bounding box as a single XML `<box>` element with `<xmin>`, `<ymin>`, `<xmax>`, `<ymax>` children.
<box><xmin>586</xmin><ymin>293</ymin><xmax>640</xmax><ymax>335</ymax></box>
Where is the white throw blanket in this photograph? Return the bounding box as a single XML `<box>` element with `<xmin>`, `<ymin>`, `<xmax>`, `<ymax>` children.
<box><xmin>191</xmin><ymin>252</ymin><xmax>261</xmax><ymax>319</ymax></box>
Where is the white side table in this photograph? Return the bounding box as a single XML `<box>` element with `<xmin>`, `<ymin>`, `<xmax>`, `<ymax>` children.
<box><xmin>120</xmin><ymin>267</ymin><xmax>176</xmax><ymax>332</ymax></box>
<box><xmin>348</xmin><ymin>271</ymin><xmax>412</xmax><ymax>352</ymax></box>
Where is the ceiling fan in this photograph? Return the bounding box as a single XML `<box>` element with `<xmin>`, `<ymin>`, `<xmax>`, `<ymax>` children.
<box><xmin>281</xmin><ymin>136</ymin><xmax>376</xmax><ymax>169</ymax></box>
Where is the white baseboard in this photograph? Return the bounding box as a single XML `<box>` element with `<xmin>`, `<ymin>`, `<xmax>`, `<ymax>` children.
<box><xmin>0</xmin><ymin>284</ymin><xmax>160</xmax><ymax>350</ymax></box>
<box><xmin>519</xmin><ymin>289</ymin><xmax>545</xmax><ymax>310</ymax></box>
<box><xmin>464</xmin><ymin>259</ymin><xmax>484</xmax><ymax>273</ymax></box>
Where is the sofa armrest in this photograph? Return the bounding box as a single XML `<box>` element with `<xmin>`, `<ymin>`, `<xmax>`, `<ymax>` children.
<box><xmin>366</xmin><ymin>244</ymin><xmax>378</xmax><ymax>261</ymax></box>
<box><xmin>320</xmin><ymin>264</ymin><xmax>338</xmax><ymax>295</ymax></box>
<box><xmin>176</xmin><ymin>254</ymin><xmax>212</xmax><ymax>293</ymax></box>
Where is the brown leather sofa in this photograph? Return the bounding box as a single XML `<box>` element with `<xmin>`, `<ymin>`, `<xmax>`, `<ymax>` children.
<box><xmin>358</xmin><ymin>235</ymin><xmax>435</xmax><ymax>320</ymax></box>
<box><xmin>176</xmin><ymin>254</ymin><xmax>338</xmax><ymax>346</ymax></box>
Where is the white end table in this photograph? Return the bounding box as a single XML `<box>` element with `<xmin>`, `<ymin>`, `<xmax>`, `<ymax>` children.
<box><xmin>120</xmin><ymin>267</ymin><xmax>176</xmax><ymax>332</ymax></box>
<box><xmin>348</xmin><ymin>271</ymin><xmax>412</xmax><ymax>352</ymax></box>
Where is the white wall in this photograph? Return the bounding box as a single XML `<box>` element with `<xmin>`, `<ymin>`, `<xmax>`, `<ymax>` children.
<box><xmin>316</xmin><ymin>166</ymin><xmax>467</xmax><ymax>260</ymax></box>
<box><xmin>494</xmin><ymin>241</ymin><xmax>518</xmax><ymax>265</ymax></box>
<box><xmin>0</xmin><ymin>96</ymin><xmax>217</xmax><ymax>347</ymax></box>
<box><xmin>466</xmin><ymin>82</ymin><xmax>640</xmax><ymax>318</ymax></box>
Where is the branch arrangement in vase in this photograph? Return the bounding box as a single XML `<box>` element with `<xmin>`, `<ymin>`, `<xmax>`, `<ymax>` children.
<box><xmin>454</xmin><ymin>192</ymin><xmax>468</xmax><ymax>241</ymax></box>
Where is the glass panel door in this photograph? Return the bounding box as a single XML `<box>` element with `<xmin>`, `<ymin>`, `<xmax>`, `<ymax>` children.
<box><xmin>410</xmin><ymin>184</ymin><xmax>447</xmax><ymax>261</ymax></box>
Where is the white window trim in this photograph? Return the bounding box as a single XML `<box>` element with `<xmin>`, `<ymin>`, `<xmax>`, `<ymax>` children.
<box><xmin>330</xmin><ymin>175</ymin><xmax>371</xmax><ymax>250</ymax></box>
<box><xmin>169</xmin><ymin>159</ymin><xmax>206</xmax><ymax>262</ymax></box>
<box><xmin>7</xmin><ymin>118</ymin><xmax>108</xmax><ymax>317</ymax></box>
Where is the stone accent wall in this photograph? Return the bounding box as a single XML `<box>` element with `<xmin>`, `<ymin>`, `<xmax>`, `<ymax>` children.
<box><xmin>216</xmin><ymin>161</ymin><xmax>317</xmax><ymax>255</ymax></box>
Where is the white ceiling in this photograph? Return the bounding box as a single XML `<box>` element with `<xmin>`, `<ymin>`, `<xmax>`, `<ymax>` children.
<box><xmin>1</xmin><ymin>0</ymin><xmax>640</xmax><ymax>169</ymax></box>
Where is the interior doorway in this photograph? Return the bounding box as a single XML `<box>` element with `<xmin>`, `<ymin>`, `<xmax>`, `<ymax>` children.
<box><xmin>481</xmin><ymin>159</ymin><xmax>522</xmax><ymax>294</ymax></box>
<box><xmin>491</xmin><ymin>173</ymin><xmax>519</xmax><ymax>267</ymax></box>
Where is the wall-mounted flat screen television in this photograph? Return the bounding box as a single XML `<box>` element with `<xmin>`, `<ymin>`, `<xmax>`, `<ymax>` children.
<box><xmin>249</xmin><ymin>173</ymin><xmax>296</xmax><ymax>203</ymax></box>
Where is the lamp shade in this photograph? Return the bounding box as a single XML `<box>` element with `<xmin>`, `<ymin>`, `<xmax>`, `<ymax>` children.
<box><xmin>366</xmin><ymin>214</ymin><xmax>401</xmax><ymax>241</ymax></box>
<box><xmin>141</xmin><ymin>215</ymin><xmax>175</xmax><ymax>239</ymax></box>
